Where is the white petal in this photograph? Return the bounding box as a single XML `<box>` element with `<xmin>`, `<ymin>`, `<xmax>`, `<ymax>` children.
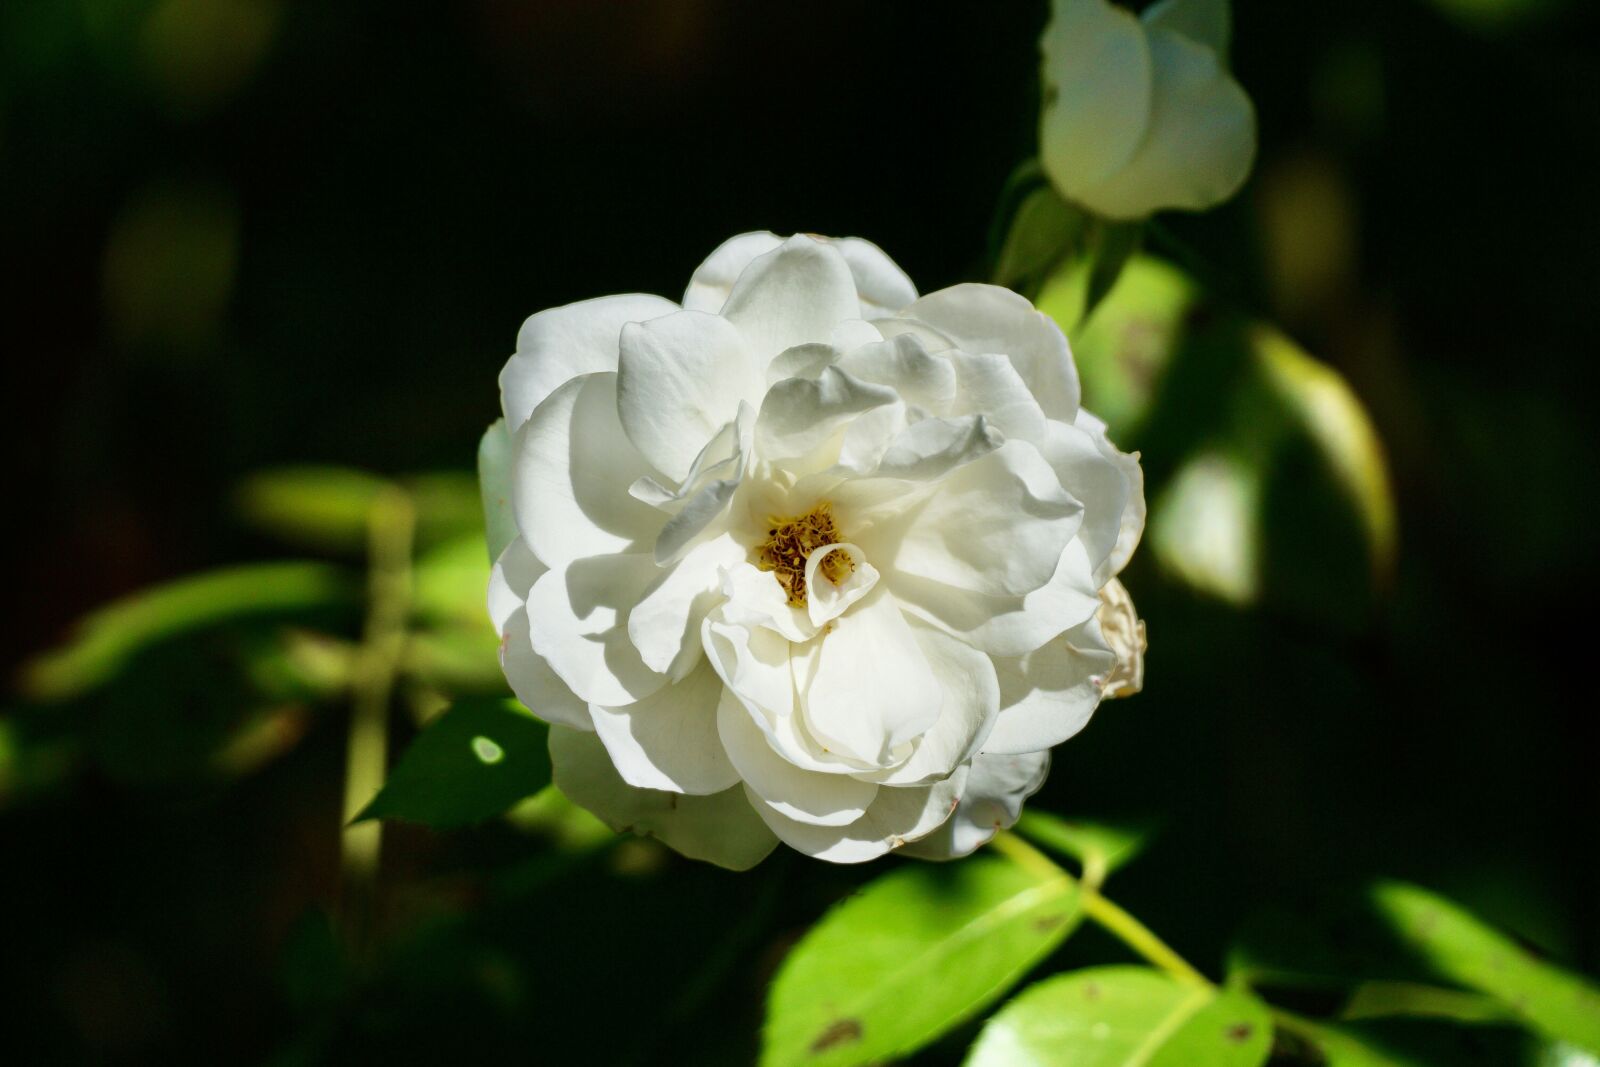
<box><xmin>1142</xmin><ymin>0</ymin><xmax>1230</xmax><ymax>59</ymax></box>
<box><xmin>549</xmin><ymin>726</ymin><xmax>777</xmax><ymax>870</ymax></box>
<box><xmin>828</xmin><ymin>236</ymin><xmax>918</xmax><ymax>318</ymax></box>
<box><xmin>487</xmin><ymin>536</ymin><xmax>542</xmax><ymax>635</ymax></box>
<box><xmin>501</xmin><ymin>293</ymin><xmax>677</xmax><ymax>433</ymax></box>
<box><xmin>755</xmin><ymin>365</ymin><xmax>898</xmax><ymax>469</ymax></box>
<box><xmin>753</xmin><ymin>768</ymin><xmax>969</xmax><ymax>863</ymax></box>
<box><xmin>648</xmin><ymin>404</ymin><xmax>754</xmax><ymax>565</ymax></box>
<box><xmin>891</xmin><ymin>537</ymin><xmax>1103</xmax><ymax>657</ymax></box>
<box><xmin>1039</xmin><ymin>412</ymin><xmax>1145</xmax><ymax>587</ymax></box>
<box><xmin>881</xmin><ymin>441</ymin><xmax>1082</xmax><ymax>598</ymax></box>
<box><xmin>899</xmin><ymin>751</ymin><xmax>1049</xmax><ymax>860</ymax></box>
<box><xmin>800</xmin><ymin>587</ymin><xmax>942</xmax><ymax>765</ymax></box>
<box><xmin>512</xmin><ymin>372</ymin><xmax>661</xmax><ymax>570</ymax></box>
<box><xmin>872</xmin><ymin>415</ymin><xmax>1004</xmax><ymax>482</ymax></box>
<box><xmin>590</xmin><ymin>660</ymin><xmax>739</xmax><ymax>795</ymax></box>
<box><xmin>718</xmin><ymin>690</ymin><xmax>877</xmax><ymax>826</ymax></box>
<box><xmin>716</xmin><ymin>562</ymin><xmax>816</xmax><ymax>644</ymax></box>
<box><xmin>500</xmin><ymin>605</ymin><xmax>593</xmax><ymax>731</ymax></box>
<box><xmin>766</xmin><ymin>342</ymin><xmax>839</xmax><ymax>384</ymax></box>
<box><xmin>526</xmin><ymin>554</ymin><xmax>667</xmax><ymax>707</ymax></box>
<box><xmin>835</xmin><ymin>332</ymin><xmax>958</xmax><ymax>412</ymax></box>
<box><xmin>701</xmin><ymin>609</ymin><xmax>796</xmax><ymax>718</ymax></box>
<box><xmin>682</xmin><ymin>231</ymin><xmax>785</xmax><ymax>313</ymax></box>
<box><xmin>1073</xmin><ymin>28</ymin><xmax>1255</xmax><ymax>219</ymax></box>
<box><xmin>626</xmin><ymin>533</ymin><xmax>746</xmax><ymax>679</ymax></box>
<box><xmin>804</xmin><ymin>543</ymin><xmax>879</xmax><ymax>629</ymax></box>
<box><xmin>1039</xmin><ymin>0</ymin><xmax>1154</xmax><ymax>195</ymax></box>
<box><xmin>858</xmin><ymin>618</ymin><xmax>1000</xmax><ymax>786</ymax></box>
<box><xmin>478</xmin><ymin>418</ymin><xmax>518</xmax><ymax>561</ymax></box>
<box><xmin>617</xmin><ymin>310</ymin><xmax>763</xmax><ymax>481</ymax></box>
<box><xmin>948</xmin><ymin>350</ymin><xmax>1047</xmax><ymax>443</ymax></box>
<box><xmin>905</xmin><ymin>284</ymin><xmax>1081</xmax><ymax>421</ymax></box>
<box><xmin>984</xmin><ymin>614</ymin><xmax>1114</xmax><ymax>755</ymax></box>
<box><xmin>722</xmin><ymin>235</ymin><xmax>860</xmax><ymax>360</ymax></box>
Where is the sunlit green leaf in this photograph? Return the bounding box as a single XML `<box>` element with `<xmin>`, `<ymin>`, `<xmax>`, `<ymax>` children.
<box><xmin>21</xmin><ymin>561</ymin><xmax>356</xmax><ymax>701</ymax></box>
<box><xmin>356</xmin><ymin>698</ymin><xmax>551</xmax><ymax>829</ymax></box>
<box><xmin>964</xmin><ymin>966</ymin><xmax>1272</xmax><ymax>1067</ymax></box>
<box><xmin>1057</xmin><ymin>254</ymin><xmax>1396</xmax><ymax>628</ymax></box>
<box><xmin>1369</xmin><ymin>881</ymin><xmax>1600</xmax><ymax>1053</ymax></box>
<box><xmin>235</xmin><ymin>466</ymin><xmax>391</xmax><ymax>551</ymax></box>
<box><xmin>1014</xmin><ymin>811</ymin><xmax>1151</xmax><ymax>884</ymax></box>
<box><xmin>761</xmin><ymin>855</ymin><xmax>1081</xmax><ymax>1067</ymax></box>
<box><xmin>411</xmin><ymin>534</ymin><xmax>493</xmax><ymax>626</ymax></box>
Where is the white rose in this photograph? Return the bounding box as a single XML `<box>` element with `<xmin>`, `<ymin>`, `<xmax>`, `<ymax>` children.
<box><xmin>1039</xmin><ymin>0</ymin><xmax>1256</xmax><ymax>219</ymax></box>
<box><xmin>481</xmin><ymin>232</ymin><xmax>1145</xmax><ymax>868</ymax></box>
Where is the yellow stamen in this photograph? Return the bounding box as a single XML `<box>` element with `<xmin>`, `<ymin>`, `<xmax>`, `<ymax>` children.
<box><xmin>755</xmin><ymin>502</ymin><xmax>854</xmax><ymax>607</ymax></box>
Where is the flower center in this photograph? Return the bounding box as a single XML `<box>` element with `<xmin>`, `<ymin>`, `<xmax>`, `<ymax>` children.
<box><xmin>756</xmin><ymin>502</ymin><xmax>854</xmax><ymax>607</ymax></box>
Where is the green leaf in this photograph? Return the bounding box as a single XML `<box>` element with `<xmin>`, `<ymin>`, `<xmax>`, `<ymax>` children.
<box><xmin>1341</xmin><ymin>981</ymin><xmax>1518</xmax><ymax>1025</ymax></box>
<box><xmin>992</xmin><ymin>184</ymin><xmax>1091</xmax><ymax>294</ymax></box>
<box><xmin>235</xmin><ymin>466</ymin><xmax>391</xmax><ymax>551</ymax></box>
<box><xmin>761</xmin><ymin>854</ymin><xmax>1082</xmax><ymax>1067</ymax></box>
<box><xmin>1369</xmin><ymin>881</ymin><xmax>1600</xmax><ymax>1053</ymax></box>
<box><xmin>1014</xmin><ymin>810</ymin><xmax>1151</xmax><ymax>884</ymax></box>
<box><xmin>1272</xmin><ymin>1015</ymin><xmax>1432</xmax><ymax>1067</ymax></box>
<box><xmin>965</xmin><ymin>966</ymin><xmax>1272</xmax><ymax>1067</ymax></box>
<box><xmin>356</xmin><ymin>698</ymin><xmax>551</xmax><ymax>829</ymax></box>
<box><xmin>21</xmin><ymin>561</ymin><xmax>356</xmax><ymax>700</ymax></box>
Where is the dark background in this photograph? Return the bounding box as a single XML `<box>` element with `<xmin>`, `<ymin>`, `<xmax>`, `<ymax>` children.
<box><xmin>2</xmin><ymin>1</ymin><xmax>1596</xmax><ymax>1063</ymax></box>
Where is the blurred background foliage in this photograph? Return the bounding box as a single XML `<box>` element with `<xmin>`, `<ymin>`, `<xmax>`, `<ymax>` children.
<box><xmin>2</xmin><ymin>0</ymin><xmax>1597</xmax><ymax>1064</ymax></box>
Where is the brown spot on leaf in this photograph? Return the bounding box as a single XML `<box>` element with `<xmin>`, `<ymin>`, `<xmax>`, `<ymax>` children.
<box><xmin>1225</xmin><ymin>1022</ymin><xmax>1255</xmax><ymax>1043</ymax></box>
<box><xmin>1083</xmin><ymin>982</ymin><xmax>1102</xmax><ymax>1001</ymax></box>
<box><xmin>1033</xmin><ymin>913</ymin><xmax>1067</xmax><ymax>933</ymax></box>
<box><xmin>810</xmin><ymin>1018</ymin><xmax>863</xmax><ymax>1053</ymax></box>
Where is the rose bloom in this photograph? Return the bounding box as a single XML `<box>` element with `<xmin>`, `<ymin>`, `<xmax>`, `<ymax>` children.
<box><xmin>479</xmin><ymin>232</ymin><xmax>1145</xmax><ymax>868</ymax></box>
<box><xmin>1040</xmin><ymin>0</ymin><xmax>1255</xmax><ymax>219</ymax></box>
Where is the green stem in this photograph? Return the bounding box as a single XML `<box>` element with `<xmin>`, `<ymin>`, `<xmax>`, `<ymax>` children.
<box><xmin>1080</xmin><ymin>890</ymin><xmax>1210</xmax><ymax>988</ymax></box>
<box><xmin>992</xmin><ymin>831</ymin><xmax>1209</xmax><ymax>988</ymax></box>
<box><xmin>338</xmin><ymin>485</ymin><xmax>414</xmax><ymax>956</ymax></box>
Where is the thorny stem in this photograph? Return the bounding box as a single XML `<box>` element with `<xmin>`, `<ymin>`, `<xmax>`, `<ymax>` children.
<box><xmin>338</xmin><ymin>485</ymin><xmax>415</xmax><ymax>956</ymax></box>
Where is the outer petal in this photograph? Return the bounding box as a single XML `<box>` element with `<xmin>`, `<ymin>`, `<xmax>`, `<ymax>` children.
<box><xmin>1073</xmin><ymin>28</ymin><xmax>1256</xmax><ymax>219</ymax></box>
<box><xmin>627</xmin><ymin>533</ymin><xmax>745</xmax><ymax>679</ymax></box>
<box><xmin>983</xmin><ymin>614</ymin><xmax>1114</xmax><ymax>755</ymax></box>
<box><xmin>617</xmin><ymin>311</ymin><xmax>763</xmax><ymax>481</ymax></box>
<box><xmin>800</xmin><ymin>587</ymin><xmax>942</xmax><ymax>765</ymax></box>
<box><xmin>948</xmin><ymin>350</ymin><xmax>1048</xmax><ymax>443</ymax></box>
<box><xmin>721</xmin><ymin>235</ymin><xmax>860</xmax><ymax>360</ymax></box>
<box><xmin>478</xmin><ymin>418</ymin><xmax>517</xmax><ymax>561</ymax></box>
<box><xmin>899</xmin><ymin>751</ymin><xmax>1050</xmax><ymax>860</ymax></box>
<box><xmin>512</xmin><ymin>372</ymin><xmax>662</xmax><ymax>570</ymax></box>
<box><xmin>526</xmin><ymin>553</ymin><xmax>667</xmax><ymax>708</ymax></box>
<box><xmin>1142</xmin><ymin>0</ymin><xmax>1230</xmax><ymax>61</ymax></box>
<box><xmin>829</xmin><ymin>236</ymin><xmax>918</xmax><ymax>318</ymax></box>
<box><xmin>892</xmin><ymin>538</ymin><xmax>1102</xmax><ymax>657</ymax></box>
<box><xmin>905</xmin><ymin>284</ymin><xmax>1081</xmax><ymax>421</ymax></box>
<box><xmin>752</xmin><ymin>768</ymin><xmax>969</xmax><ymax>863</ymax></box>
<box><xmin>590</xmin><ymin>661</ymin><xmax>740</xmax><ymax>795</ymax></box>
<box><xmin>857</xmin><ymin>619</ymin><xmax>1000</xmax><ymax>786</ymax></box>
<box><xmin>501</xmin><ymin>293</ymin><xmax>678</xmax><ymax>433</ymax></box>
<box><xmin>490</xmin><ymin>538</ymin><xmax>591</xmax><ymax>731</ymax></box>
<box><xmin>1038</xmin><ymin>412</ymin><xmax>1145</xmax><ymax>587</ymax></box>
<box><xmin>1039</xmin><ymin>0</ymin><xmax>1154</xmax><ymax>195</ymax></box>
<box><xmin>682</xmin><ymin>232</ymin><xmax>785</xmax><ymax>313</ymax></box>
<box><xmin>718</xmin><ymin>690</ymin><xmax>878</xmax><ymax>827</ymax></box>
<box><xmin>549</xmin><ymin>726</ymin><xmax>777</xmax><ymax>870</ymax></box>
<box><xmin>877</xmin><ymin>441</ymin><xmax>1082</xmax><ymax>599</ymax></box>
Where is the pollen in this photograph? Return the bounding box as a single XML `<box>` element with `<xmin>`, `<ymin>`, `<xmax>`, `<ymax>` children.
<box><xmin>756</xmin><ymin>502</ymin><xmax>854</xmax><ymax>607</ymax></box>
